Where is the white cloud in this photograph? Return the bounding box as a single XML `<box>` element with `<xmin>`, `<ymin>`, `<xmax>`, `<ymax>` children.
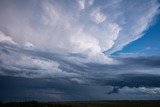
<box><xmin>77</xmin><ymin>0</ymin><xmax>95</xmax><ymax>10</ymax></box>
<box><xmin>76</xmin><ymin>0</ymin><xmax>85</xmax><ymax>10</ymax></box>
<box><xmin>90</xmin><ymin>10</ymin><xmax>106</xmax><ymax>24</ymax></box>
<box><xmin>23</xmin><ymin>42</ymin><xmax>34</xmax><ymax>48</ymax></box>
<box><xmin>120</xmin><ymin>87</ymin><xmax>160</xmax><ymax>95</ymax></box>
<box><xmin>42</xmin><ymin>1</ymin><xmax>60</xmax><ymax>26</ymax></box>
<box><xmin>0</xmin><ymin>0</ymin><xmax>159</xmax><ymax>64</ymax></box>
<box><xmin>71</xmin><ymin>78</ymin><xmax>85</xmax><ymax>84</ymax></box>
<box><xmin>0</xmin><ymin>31</ymin><xmax>15</xmax><ymax>44</ymax></box>
<box><xmin>70</xmin><ymin>31</ymin><xmax>101</xmax><ymax>56</ymax></box>
<box><xmin>107</xmin><ymin>0</ymin><xmax>160</xmax><ymax>53</ymax></box>
<box><xmin>87</xmin><ymin>0</ymin><xmax>94</xmax><ymax>7</ymax></box>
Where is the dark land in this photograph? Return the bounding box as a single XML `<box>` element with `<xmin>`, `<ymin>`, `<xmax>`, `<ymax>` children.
<box><xmin>0</xmin><ymin>100</ymin><xmax>160</xmax><ymax>107</ymax></box>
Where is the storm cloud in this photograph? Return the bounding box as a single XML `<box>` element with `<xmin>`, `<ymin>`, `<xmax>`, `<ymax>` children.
<box><xmin>0</xmin><ymin>0</ymin><xmax>160</xmax><ymax>101</ymax></box>
<box><xmin>1</xmin><ymin>42</ymin><xmax>160</xmax><ymax>100</ymax></box>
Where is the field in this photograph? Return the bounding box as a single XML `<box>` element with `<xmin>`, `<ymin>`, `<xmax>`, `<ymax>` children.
<box><xmin>0</xmin><ymin>101</ymin><xmax>160</xmax><ymax>107</ymax></box>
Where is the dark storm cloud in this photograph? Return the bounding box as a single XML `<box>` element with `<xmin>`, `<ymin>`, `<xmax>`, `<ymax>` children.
<box><xmin>0</xmin><ymin>75</ymin><xmax>114</xmax><ymax>101</ymax></box>
<box><xmin>84</xmin><ymin>56</ymin><xmax>160</xmax><ymax>72</ymax></box>
<box><xmin>1</xmin><ymin>43</ymin><xmax>160</xmax><ymax>101</ymax></box>
<box><xmin>107</xmin><ymin>86</ymin><xmax>119</xmax><ymax>95</ymax></box>
<box><xmin>118</xmin><ymin>57</ymin><xmax>160</xmax><ymax>68</ymax></box>
<box><xmin>99</xmin><ymin>74</ymin><xmax>160</xmax><ymax>88</ymax></box>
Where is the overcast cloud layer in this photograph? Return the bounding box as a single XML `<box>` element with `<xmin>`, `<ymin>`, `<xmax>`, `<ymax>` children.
<box><xmin>0</xmin><ymin>0</ymin><xmax>160</xmax><ymax>101</ymax></box>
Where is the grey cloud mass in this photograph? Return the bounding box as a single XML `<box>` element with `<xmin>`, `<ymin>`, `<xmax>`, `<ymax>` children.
<box><xmin>1</xmin><ymin>42</ymin><xmax>160</xmax><ymax>100</ymax></box>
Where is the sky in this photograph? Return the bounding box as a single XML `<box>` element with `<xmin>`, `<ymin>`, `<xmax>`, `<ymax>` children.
<box><xmin>112</xmin><ymin>17</ymin><xmax>160</xmax><ymax>56</ymax></box>
<box><xmin>0</xmin><ymin>0</ymin><xmax>160</xmax><ymax>101</ymax></box>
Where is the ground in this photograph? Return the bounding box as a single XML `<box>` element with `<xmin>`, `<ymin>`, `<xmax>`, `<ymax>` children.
<box><xmin>0</xmin><ymin>101</ymin><xmax>160</xmax><ymax>107</ymax></box>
